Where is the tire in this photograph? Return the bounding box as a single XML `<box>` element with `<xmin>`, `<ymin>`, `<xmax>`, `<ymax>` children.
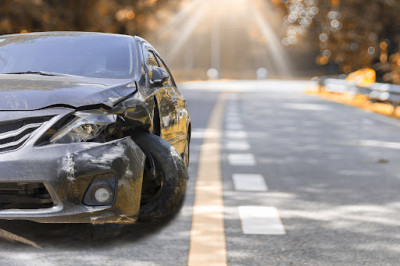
<box><xmin>131</xmin><ymin>132</ymin><xmax>188</xmax><ymax>221</ymax></box>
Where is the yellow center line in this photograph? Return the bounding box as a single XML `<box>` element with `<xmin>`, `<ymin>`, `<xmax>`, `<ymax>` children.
<box><xmin>188</xmin><ymin>93</ymin><xmax>228</xmax><ymax>266</ymax></box>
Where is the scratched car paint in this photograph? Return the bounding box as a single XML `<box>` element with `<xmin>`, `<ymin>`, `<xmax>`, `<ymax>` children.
<box><xmin>0</xmin><ymin>32</ymin><xmax>190</xmax><ymax>224</ymax></box>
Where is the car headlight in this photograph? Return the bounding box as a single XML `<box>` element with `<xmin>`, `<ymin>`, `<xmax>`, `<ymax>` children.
<box><xmin>50</xmin><ymin>110</ymin><xmax>117</xmax><ymax>144</ymax></box>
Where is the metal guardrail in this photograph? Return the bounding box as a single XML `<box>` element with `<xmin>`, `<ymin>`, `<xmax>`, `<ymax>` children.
<box><xmin>369</xmin><ymin>83</ymin><xmax>400</xmax><ymax>106</ymax></box>
<box><xmin>318</xmin><ymin>77</ymin><xmax>400</xmax><ymax>111</ymax></box>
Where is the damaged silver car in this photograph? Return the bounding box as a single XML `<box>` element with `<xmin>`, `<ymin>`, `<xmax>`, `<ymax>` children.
<box><xmin>0</xmin><ymin>32</ymin><xmax>190</xmax><ymax>224</ymax></box>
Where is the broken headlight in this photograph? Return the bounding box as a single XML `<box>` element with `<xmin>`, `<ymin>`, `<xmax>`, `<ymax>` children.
<box><xmin>50</xmin><ymin>110</ymin><xmax>117</xmax><ymax>143</ymax></box>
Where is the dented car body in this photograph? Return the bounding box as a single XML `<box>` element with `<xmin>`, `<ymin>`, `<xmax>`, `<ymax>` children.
<box><xmin>0</xmin><ymin>32</ymin><xmax>190</xmax><ymax>224</ymax></box>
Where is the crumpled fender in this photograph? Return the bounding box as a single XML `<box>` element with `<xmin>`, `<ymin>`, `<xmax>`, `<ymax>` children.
<box><xmin>64</xmin><ymin>137</ymin><xmax>145</xmax><ymax>224</ymax></box>
<box><xmin>112</xmin><ymin>93</ymin><xmax>153</xmax><ymax>131</ymax></box>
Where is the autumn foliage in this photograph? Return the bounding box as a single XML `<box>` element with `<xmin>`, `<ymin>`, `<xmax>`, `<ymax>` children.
<box><xmin>0</xmin><ymin>0</ymin><xmax>174</xmax><ymax>36</ymax></box>
<box><xmin>278</xmin><ymin>0</ymin><xmax>400</xmax><ymax>83</ymax></box>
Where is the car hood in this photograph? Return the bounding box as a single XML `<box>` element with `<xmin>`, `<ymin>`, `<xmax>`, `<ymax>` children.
<box><xmin>0</xmin><ymin>74</ymin><xmax>136</xmax><ymax>110</ymax></box>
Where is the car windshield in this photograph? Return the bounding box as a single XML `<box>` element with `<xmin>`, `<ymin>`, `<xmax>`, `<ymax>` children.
<box><xmin>0</xmin><ymin>34</ymin><xmax>137</xmax><ymax>79</ymax></box>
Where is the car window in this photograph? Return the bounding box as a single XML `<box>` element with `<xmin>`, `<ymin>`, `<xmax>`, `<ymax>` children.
<box><xmin>144</xmin><ymin>50</ymin><xmax>159</xmax><ymax>79</ymax></box>
<box><xmin>0</xmin><ymin>34</ymin><xmax>137</xmax><ymax>79</ymax></box>
<box><xmin>154</xmin><ymin>54</ymin><xmax>175</xmax><ymax>86</ymax></box>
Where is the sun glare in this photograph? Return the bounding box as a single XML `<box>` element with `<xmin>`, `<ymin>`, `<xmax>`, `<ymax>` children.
<box><xmin>148</xmin><ymin>0</ymin><xmax>291</xmax><ymax>79</ymax></box>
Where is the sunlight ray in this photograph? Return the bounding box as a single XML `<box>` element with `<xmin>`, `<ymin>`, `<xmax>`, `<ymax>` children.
<box><xmin>164</xmin><ymin>4</ymin><xmax>207</xmax><ymax>62</ymax></box>
<box><xmin>248</xmin><ymin>0</ymin><xmax>291</xmax><ymax>75</ymax></box>
<box><xmin>154</xmin><ymin>0</ymin><xmax>203</xmax><ymax>38</ymax></box>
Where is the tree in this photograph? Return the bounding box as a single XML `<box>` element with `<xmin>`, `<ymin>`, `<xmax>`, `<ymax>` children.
<box><xmin>0</xmin><ymin>0</ymin><xmax>178</xmax><ymax>36</ymax></box>
<box><xmin>277</xmin><ymin>0</ymin><xmax>400</xmax><ymax>83</ymax></box>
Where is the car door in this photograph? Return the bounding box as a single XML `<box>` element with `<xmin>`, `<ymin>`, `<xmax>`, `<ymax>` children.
<box><xmin>142</xmin><ymin>46</ymin><xmax>188</xmax><ymax>154</ymax></box>
<box><xmin>153</xmin><ymin>53</ymin><xmax>189</xmax><ymax>147</ymax></box>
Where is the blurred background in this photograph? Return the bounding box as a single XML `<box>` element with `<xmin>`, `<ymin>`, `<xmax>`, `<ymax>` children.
<box><xmin>1</xmin><ymin>0</ymin><xmax>399</xmax><ymax>82</ymax></box>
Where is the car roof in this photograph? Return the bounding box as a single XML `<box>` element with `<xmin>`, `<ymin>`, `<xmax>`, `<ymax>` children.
<box><xmin>0</xmin><ymin>31</ymin><xmax>135</xmax><ymax>40</ymax></box>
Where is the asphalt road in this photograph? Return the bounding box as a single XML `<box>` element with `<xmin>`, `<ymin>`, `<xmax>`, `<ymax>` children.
<box><xmin>1</xmin><ymin>80</ymin><xmax>400</xmax><ymax>265</ymax></box>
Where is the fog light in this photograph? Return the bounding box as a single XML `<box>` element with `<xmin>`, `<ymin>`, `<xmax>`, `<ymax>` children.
<box><xmin>83</xmin><ymin>174</ymin><xmax>116</xmax><ymax>206</ymax></box>
<box><xmin>94</xmin><ymin>187</ymin><xmax>112</xmax><ymax>203</ymax></box>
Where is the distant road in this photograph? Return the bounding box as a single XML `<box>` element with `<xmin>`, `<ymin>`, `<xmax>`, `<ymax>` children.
<box><xmin>180</xmin><ymin>79</ymin><xmax>317</xmax><ymax>92</ymax></box>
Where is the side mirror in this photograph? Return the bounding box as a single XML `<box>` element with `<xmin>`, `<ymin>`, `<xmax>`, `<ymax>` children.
<box><xmin>150</xmin><ymin>66</ymin><xmax>169</xmax><ymax>86</ymax></box>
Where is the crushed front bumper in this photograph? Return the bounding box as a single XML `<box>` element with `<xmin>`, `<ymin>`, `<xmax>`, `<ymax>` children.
<box><xmin>0</xmin><ymin>137</ymin><xmax>145</xmax><ymax>224</ymax></box>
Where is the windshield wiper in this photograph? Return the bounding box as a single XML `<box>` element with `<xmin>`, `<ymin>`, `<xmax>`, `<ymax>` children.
<box><xmin>3</xmin><ymin>71</ymin><xmax>66</xmax><ymax>76</ymax></box>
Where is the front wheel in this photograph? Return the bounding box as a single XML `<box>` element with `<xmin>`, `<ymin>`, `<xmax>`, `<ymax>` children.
<box><xmin>131</xmin><ymin>132</ymin><xmax>188</xmax><ymax>221</ymax></box>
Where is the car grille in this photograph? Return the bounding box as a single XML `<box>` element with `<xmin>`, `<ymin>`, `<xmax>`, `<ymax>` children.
<box><xmin>0</xmin><ymin>116</ymin><xmax>52</xmax><ymax>153</ymax></box>
<box><xmin>0</xmin><ymin>182</ymin><xmax>54</xmax><ymax>210</ymax></box>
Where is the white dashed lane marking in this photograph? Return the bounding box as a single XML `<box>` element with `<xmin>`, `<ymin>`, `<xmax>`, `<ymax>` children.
<box><xmin>239</xmin><ymin>206</ymin><xmax>286</xmax><ymax>235</ymax></box>
<box><xmin>225</xmin><ymin>118</ymin><xmax>242</xmax><ymax>124</ymax></box>
<box><xmin>228</xmin><ymin>154</ymin><xmax>256</xmax><ymax>166</ymax></box>
<box><xmin>225</xmin><ymin>123</ymin><xmax>244</xmax><ymax>130</ymax></box>
<box><xmin>226</xmin><ymin>114</ymin><xmax>240</xmax><ymax>118</ymax></box>
<box><xmin>191</xmin><ymin>129</ymin><xmax>220</xmax><ymax>139</ymax></box>
<box><xmin>232</xmin><ymin>174</ymin><xmax>268</xmax><ymax>191</ymax></box>
<box><xmin>225</xmin><ymin>109</ymin><xmax>239</xmax><ymax>114</ymax></box>
<box><xmin>224</xmin><ymin>100</ymin><xmax>287</xmax><ymax>237</ymax></box>
<box><xmin>226</xmin><ymin>141</ymin><xmax>250</xmax><ymax>151</ymax></box>
<box><xmin>283</xmin><ymin>103</ymin><xmax>331</xmax><ymax>111</ymax></box>
<box><xmin>225</xmin><ymin>131</ymin><xmax>248</xmax><ymax>139</ymax></box>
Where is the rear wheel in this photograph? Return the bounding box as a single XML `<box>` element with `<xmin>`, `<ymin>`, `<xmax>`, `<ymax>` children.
<box><xmin>132</xmin><ymin>132</ymin><xmax>187</xmax><ymax>221</ymax></box>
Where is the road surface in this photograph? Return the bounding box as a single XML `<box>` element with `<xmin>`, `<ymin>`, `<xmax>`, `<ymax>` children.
<box><xmin>0</xmin><ymin>80</ymin><xmax>399</xmax><ymax>265</ymax></box>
